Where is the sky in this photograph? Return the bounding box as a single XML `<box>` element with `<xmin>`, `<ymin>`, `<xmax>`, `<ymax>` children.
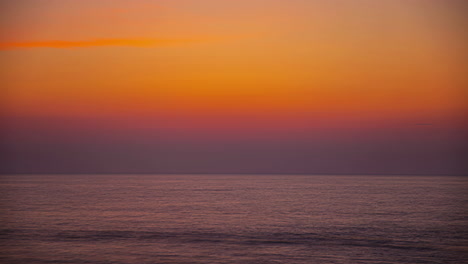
<box><xmin>1</xmin><ymin>0</ymin><xmax>466</xmax><ymax>175</ymax></box>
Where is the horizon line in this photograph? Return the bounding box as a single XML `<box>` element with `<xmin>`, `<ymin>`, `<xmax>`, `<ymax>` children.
<box><xmin>1</xmin><ymin>173</ymin><xmax>466</xmax><ymax>177</ymax></box>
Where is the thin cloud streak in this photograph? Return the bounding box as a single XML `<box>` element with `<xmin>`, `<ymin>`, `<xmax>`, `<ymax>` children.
<box><xmin>0</xmin><ymin>38</ymin><xmax>216</xmax><ymax>49</ymax></box>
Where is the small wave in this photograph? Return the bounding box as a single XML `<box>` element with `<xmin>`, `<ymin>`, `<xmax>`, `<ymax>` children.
<box><xmin>0</xmin><ymin>228</ymin><xmax>439</xmax><ymax>252</ymax></box>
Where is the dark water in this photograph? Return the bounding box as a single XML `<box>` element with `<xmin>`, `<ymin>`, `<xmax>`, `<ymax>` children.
<box><xmin>1</xmin><ymin>175</ymin><xmax>467</xmax><ymax>264</ymax></box>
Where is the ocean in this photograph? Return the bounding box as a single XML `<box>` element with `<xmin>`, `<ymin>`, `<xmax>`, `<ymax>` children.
<box><xmin>1</xmin><ymin>174</ymin><xmax>467</xmax><ymax>264</ymax></box>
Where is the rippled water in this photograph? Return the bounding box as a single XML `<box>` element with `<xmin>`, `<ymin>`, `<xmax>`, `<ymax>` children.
<box><xmin>1</xmin><ymin>174</ymin><xmax>467</xmax><ymax>263</ymax></box>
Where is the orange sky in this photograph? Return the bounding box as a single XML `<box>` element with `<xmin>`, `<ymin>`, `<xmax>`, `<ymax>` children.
<box><xmin>2</xmin><ymin>1</ymin><xmax>465</xmax><ymax>124</ymax></box>
<box><xmin>0</xmin><ymin>0</ymin><xmax>466</xmax><ymax>174</ymax></box>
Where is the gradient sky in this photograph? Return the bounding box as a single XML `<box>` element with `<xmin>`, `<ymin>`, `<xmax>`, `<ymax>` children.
<box><xmin>1</xmin><ymin>0</ymin><xmax>466</xmax><ymax>175</ymax></box>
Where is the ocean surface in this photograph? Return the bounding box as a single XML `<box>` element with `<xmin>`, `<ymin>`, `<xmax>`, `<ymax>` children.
<box><xmin>1</xmin><ymin>174</ymin><xmax>467</xmax><ymax>264</ymax></box>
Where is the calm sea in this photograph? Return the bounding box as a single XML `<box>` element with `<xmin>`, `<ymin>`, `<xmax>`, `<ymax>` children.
<box><xmin>1</xmin><ymin>175</ymin><xmax>467</xmax><ymax>264</ymax></box>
